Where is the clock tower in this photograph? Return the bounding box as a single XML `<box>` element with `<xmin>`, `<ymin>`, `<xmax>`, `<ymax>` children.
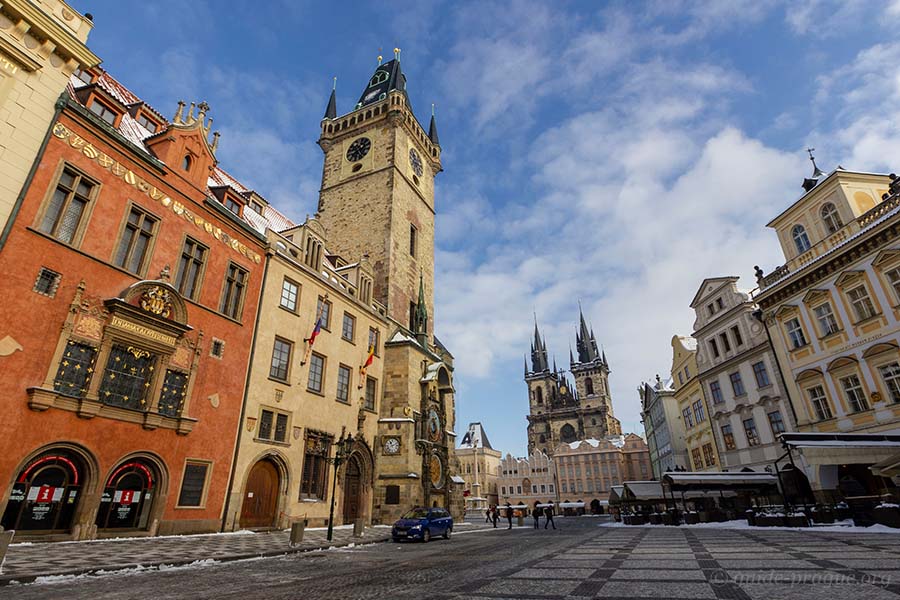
<box><xmin>317</xmin><ymin>54</ymin><xmax>460</xmax><ymax>524</ymax></box>
<box><xmin>316</xmin><ymin>54</ymin><xmax>442</xmax><ymax>338</ymax></box>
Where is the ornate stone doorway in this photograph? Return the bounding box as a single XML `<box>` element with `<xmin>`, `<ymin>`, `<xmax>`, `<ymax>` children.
<box><xmin>342</xmin><ymin>455</ymin><xmax>362</xmax><ymax>523</ymax></box>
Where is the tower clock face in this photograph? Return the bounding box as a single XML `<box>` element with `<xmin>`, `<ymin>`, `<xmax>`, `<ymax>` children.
<box><xmin>430</xmin><ymin>454</ymin><xmax>444</xmax><ymax>489</ymax></box>
<box><xmin>346</xmin><ymin>137</ymin><xmax>371</xmax><ymax>162</ymax></box>
<box><xmin>383</xmin><ymin>437</ymin><xmax>400</xmax><ymax>454</ymax></box>
<box><xmin>427</xmin><ymin>408</ymin><xmax>442</xmax><ymax>442</ymax></box>
<box><xmin>408</xmin><ymin>148</ymin><xmax>423</xmax><ymax>177</ymax></box>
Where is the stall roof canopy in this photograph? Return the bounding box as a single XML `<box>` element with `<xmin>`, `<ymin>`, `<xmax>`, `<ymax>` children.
<box><xmin>662</xmin><ymin>472</ymin><xmax>778</xmax><ymax>489</ymax></box>
<box><xmin>622</xmin><ymin>481</ymin><xmax>665</xmax><ymax>501</ymax></box>
<box><xmin>609</xmin><ymin>485</ymin><xmax>624</xmax><ymax>505</ymax></box>
<box><xmin>780</xmin><ymin>432</ymin><xmax>900</xmax><ymax>449</ymax></box>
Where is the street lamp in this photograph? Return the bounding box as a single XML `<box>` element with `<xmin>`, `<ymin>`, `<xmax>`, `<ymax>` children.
<box><xmin>326</xmin><ymin>427</ymin><xmax>355</xmax><ymax>542</ymax></box>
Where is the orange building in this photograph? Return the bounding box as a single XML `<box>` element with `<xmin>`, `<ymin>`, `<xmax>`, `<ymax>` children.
<box><xmin>0</xmin><ymin>68</ymin><xmax>270</xmax><ymax>540</ymax></box>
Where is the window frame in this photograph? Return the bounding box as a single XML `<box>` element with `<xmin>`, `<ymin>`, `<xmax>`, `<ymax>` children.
<box><xmin>885</xmin><ymin>267</ymin><xmax>900</xmax><ymax>304</ymax></box>
<box><xmin>365</xmin><ymin>376</ymin><xmax>377</xmax><ymax>411</ymax></box>
<box><xmin>280</xmin><ymin>278</ymin><xmax>300</xmax><ymax>313</ymax></box>
<box><xmin>269</xmin><ymin>337</ymin><xmax>293</xmax><ymax>383</ymax></box>
<box><xmin>341</xmin><ymin>311</ymin><xmax>356</xmax><ymax>343</ymax></box>
<box><xmin>742</xmin><ymin>417</ymin><xmax>760</xmax><ymax>447</ymax></box>
<box><xmin>730</xmin><ymin>325</ymin><xmax>743</xmax><ymax>347</ymax></box>
<box><xmin>721</xmin><ymin>424</ymin><xmax>736</xmax><ymax>450</ymax></box>
<box><xmin>682</xmin><ymin>406</ymin><xmax>693</xmax><ymax>429</ymax></box>
<box><xmin>785</xmin><ymin>317</ymin><xmax>808</xmax><ymax>349</ymax></box>
<box><xmin>692</xmin><ymin>399</ymin><xmax>705</xmax><ymax>423</ymax></box>
<box><xmin>219</xmin><ymin>261</ymin><xmax>249</xmax><ymax>321</ymax></box>
<box><xmin>813</xmin><ymin>302</ymin><xmax>840</xmax><ymax>337</ymax></box>
<box><xmin>336</xmin><ymin>364</ymin><xmax>352</xmax><ymax>404</ymax></box>
<box><xmin>36</xmin><ymin>162</ymin><xmax>99</xmax><ymax>248</ymax></box>
<box><xmin>174</xmin><ymin>236</ymin><xmax>209</xmax><ymax>301</ymax></box>
<box><xmin>846</xmin><ymin>285</ymin><xmax>878</xmax><ymax>323</ymax></box>
<box><xmin>729</xmin><ymin>371</ymin><xmax>746</xmax><ymax>396</ymax></box>
<box><xmin>256</xmin><ymin>406</ymin><xmax>291</xmax><ymax>444</ymax></box>
<box><xmin>709</xmin><ymin>380</ymin><xmax>723</xmax><ymax>404</ymax></box>
<box><xmin>792</xmin><ymin>224</ymin><xmax>811</xmax><ymax>254</ymax></box>
<box><xmin>368</xmin><ymin>327</ymin><xmax>381</xmax><ymax>356</ymax></box>
<box><xmin>878</xmin><ymin>362</ymin><xmax>900</xmax><ymax>404</ymax></box>
<box><xmin>806</xmin><ymin>385</ymin><xmax>833</xmax><ymax>421</ymax></box>
<box><xmin>839</xmin><ymin>373</ymin><xmax>869</xmax><ymax>413</ymax></box>
<box><xmin>752</xmin><ymin>361</ymin><xmax>770</xmax><ymax>388</ymax></box>
<box><xmin>307</xmin><ymin>352</ymin><xmax>326</xmax><ymax>394</ymax></box>
<box><xmin>767</xmin><ymin>410</ymin><xmax>785</xmax><ymax>435</ymax></box>
<box><xmin>87</xmin><ymin>96</ymin><xmax>121</xmax><ymax>126</ymax></box>
<box><xmin>820</xmin><ymin>202</ymin><xmax>843</xmax><ymax>234</ymax></box>
<box><xmin>112</xmin><ymin>203</ymin><xmax>159</xmax><ymax>276</ymax></box>
<box><xmin>175</xmin><ymin>459</ymin><xmax>212</xmax><ymax>509</ymax></box>
<box><xmin>316</xmin><ymin>296</ymin><xmax>332</xmax><ymax>331</ymax></box>
<box><xmin>409</xmin><ymin>223</ymin><xmax>417</xmax><ymax>258</ymax></box>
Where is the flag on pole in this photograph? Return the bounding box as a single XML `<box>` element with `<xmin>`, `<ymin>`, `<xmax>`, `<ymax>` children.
<box><xmin>300</xmin><ymin>299</ymin><xmax>327</xmax><ymax>365</ymax></box>
<box><xmin>358</xmin><ymin>344</ymin><xmax>375</xmax><ymax>388</ymax></box>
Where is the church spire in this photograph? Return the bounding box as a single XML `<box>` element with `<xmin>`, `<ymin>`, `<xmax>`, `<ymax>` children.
<box><xmin>575</xmin><ymin>305</ymin><xmax>600</xmax><ymax>363</ymax></box>
<box><xmin>530</xmin><ymin>316</ymin><xmax>549</xmax><ymax>373</ymax></box>
<box><xmin>414</xmin><ymin>273</ymin><xmax>428</xmax><ymax>343</ymax></box>
<box><xmin>324</xmin><ymin>77</ymin><xmax>337</xmax><ymax>119</ymax></box>
<box><xmin>428</xmin><ymin>104</ymin><xmax>441</xmax><ymax>147</ymax></box>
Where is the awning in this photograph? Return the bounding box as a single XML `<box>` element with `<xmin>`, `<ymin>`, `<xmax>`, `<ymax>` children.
<box><xmin>780</xmin><ymin>432</ymin><xmax>900</xmax><ymax>466</ymax></box>
<box><xmin>608</xmin><ymin>485</ymin><xmax>624</xmax><ymax>506</ymax></box>
<box><xmin>663</xmin><ymin>472</ymin><xmax>778</xmax><ymax>490</ymax></box>
<box><xmin>870</xmin><ymin>453</ymin><xmax>900</xmax><ymax>478</ymax></box>
<box><xmin>622</xmin><ymin>481</ymin><xmax>665</xmax><ymax>501</ymax></box>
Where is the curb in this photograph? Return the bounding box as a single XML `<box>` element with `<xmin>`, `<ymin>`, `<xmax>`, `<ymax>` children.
<box><xmin>0</xmin><ymin>533</ymin><xmax>392</xmax><ymax>586</ymax></box>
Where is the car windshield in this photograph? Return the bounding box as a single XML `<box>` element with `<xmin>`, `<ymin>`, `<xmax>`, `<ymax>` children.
<box><xmin>402</xmin><ymin>508</ymin><xmax>430</xmax><ymax>519</ymax></box>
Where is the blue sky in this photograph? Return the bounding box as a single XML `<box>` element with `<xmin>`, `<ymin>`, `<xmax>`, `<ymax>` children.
<box><xmin>76</xmin><ymin>0</ymin><xmax>900</xmax><ymax>456</ymax></box>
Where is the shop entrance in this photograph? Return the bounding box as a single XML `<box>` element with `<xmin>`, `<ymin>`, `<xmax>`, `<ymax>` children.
<box><xmin>2</xmin><ymin>451</ymin><xmax>85</xmax><ymax>533</ymax></box>
<box><xmin>240</xmin><ymin>459</ymin><xmax>279</xmax><ymax>528</ymax></box>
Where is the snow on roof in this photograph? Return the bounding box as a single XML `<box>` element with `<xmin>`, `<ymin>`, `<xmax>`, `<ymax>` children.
<box><xmin>680</xmin><ymin>336</ymin><xmax>697</xmax><ymax>351</ymax></box>
<box><xmin>450</xmin><ymin>475</ymin><xmax>465</xmax><ymax>484</ymax></box>
<box><xmin>389</xmin><ymin>331</ymin><xmax>417</xmax><ymax>344</ymax></box>
<box><xmin>459</xmin><ymin>423</ymin><xmax>494</xmax><ymax>450</ymax></box>
<box><xmin>68</xmin><ymin>69</ymin><xmax>298</xmax><ymax>238</ymax></box>
<box><xmin>566</xmin><ymin>435</ymin><xmax>625</xmax><ymax>450</ymax></box>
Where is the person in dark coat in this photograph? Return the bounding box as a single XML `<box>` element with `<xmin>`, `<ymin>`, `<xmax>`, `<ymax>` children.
<box><xmin>491</xmin><ymin>505</ymin><xmax>499</xmax><ymax>528</ymax></box>
<box><xmin>532</xmin><ymin>504</ymin><xmax>542</xmax><ymax>528</ymax></box>
<box><xmin>544</xmin><ymin>501</ymin><xmax>556</xmax><ymax>529</ymax></box>
<box><xmin>505</xmin><ymin>502</ymin><xmax>513</xmax><ymax>529</ymax></box>
<box><xmin>485</xmin><ymin>507</ymin><xmax>491</xmax><ymax>523</ymax></box>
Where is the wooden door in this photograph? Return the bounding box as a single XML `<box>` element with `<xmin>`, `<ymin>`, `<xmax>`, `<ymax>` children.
<box><xmin>342</xmin><ymin>457</ymin><xmax>361</xmax><ymax>522</ymax></box>
<box><xmin>240</xmin><ymin>460</ymin><xmax>279</xmax><ymax>528</ymax></box>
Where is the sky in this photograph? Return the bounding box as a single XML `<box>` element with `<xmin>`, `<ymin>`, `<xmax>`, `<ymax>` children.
<box><xmin>75</xmin><ymin>0</ymin><xmax>900</xmax><ymax>457</ymax></box>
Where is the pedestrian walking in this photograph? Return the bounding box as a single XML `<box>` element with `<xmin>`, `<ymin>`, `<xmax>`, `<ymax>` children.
<box><xmin>505</xmin><ymin>502</ymin><xmax>513</xmax><ymax>529</ymax></box>
<box><xmin>485</xmin><ymin>507</ymin><xmax>491</xmax><ymax>523</ymax></box>
<box><xmin>492</xmin><ymin>505</ymin><xmax>498</xmax><ymax>528</ymax></box>
<box><xmin>544</xmin><ymin>501</ymin><xmax>556</xmax><ymax>529</ymax></box>
<box><xmin>532</xmin><ymin>504</ymin><xmax>542</xmax><ymax>528</ymax></box>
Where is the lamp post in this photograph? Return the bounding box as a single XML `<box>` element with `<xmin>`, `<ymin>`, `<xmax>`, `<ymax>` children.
<box><xmin>326</xmin><ymin>427</ymin><xmax>355</xmax><ymax>542</ymax></box>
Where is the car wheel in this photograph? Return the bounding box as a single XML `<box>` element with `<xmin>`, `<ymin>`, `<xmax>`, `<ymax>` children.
<box><xmin>422</xmin><ymin>528</ymin><xmax>431</xmax><ymax>543</ymax></box>
<box><xmin>443</xmin><ymin>527</ymin><xmax>451</xmax><ymax>539</ymax></box>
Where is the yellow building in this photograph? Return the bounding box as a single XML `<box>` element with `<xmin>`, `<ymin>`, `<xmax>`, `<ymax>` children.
<box><xmin>456</xmin><ymin>422</ymin><xmax>501</xmax><ymax>512</ymax></box>
<box><xmin>225</xmin><ymin>216</ymin><xmax>389</xmax><ymax>530</ymax></box>
<box><xmin>0</xmin><ymin>0</ymin><xmax>98</xmax><ymax>238</ymax></box>
<box><xmin>756</xmin><ymin>162</ymin><xmax>900</xmax><ymax>500</ymax></box>
<box><xmin>671</xmin><ymin>335</ymin><xmax>719</xmax><ymax>471</ymax></box>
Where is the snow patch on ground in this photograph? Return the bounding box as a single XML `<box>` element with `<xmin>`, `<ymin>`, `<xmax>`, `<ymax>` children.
<box><xmin>600</xmin><ymin>520</ymin><xmax>900</xmax><ymax>534</ymax></box>
<box><xmin>11</xmin><ymin>530</ymin><xmax>256</xmax><ymax>547</ymax></box>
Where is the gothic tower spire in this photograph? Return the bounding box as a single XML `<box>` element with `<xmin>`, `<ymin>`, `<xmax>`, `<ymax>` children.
<box><xmin>531</xmin><ymin>316</ymin><xmax>549</xmax><ymax>372</ymax></box>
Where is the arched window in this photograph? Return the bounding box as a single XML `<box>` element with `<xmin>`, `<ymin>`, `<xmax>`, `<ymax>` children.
<box><xmin>539</xmin><ymin>434</ymin><xmax>546</xmax><ymax>443</ymax></box>
<box><xmin>535</xmin><ymin>387</ymin><xmax>543</xmax><ymax>404</ymax></box>
<box><xmin>585</xmin><ymin>378</ymin><xmax>594</xmax><ymax>395</ymax></box>
<box><xmin>368</xmin><ymin>70</ymin><xmax>389</xmax><ymax>87</ymax></box>
<box><xmin>181</xmin><ymin>155</ymin><xmax>192</xmax><ymax>172</ymax></box>
<box><xmin>792</xmin><ymin>224</ymin><xmax>811</xmax><ymax>253</ymax></box>
<box><xmin>560</xmin><ymin>424</ymin><xmax>576</xmax><ymax>443</ymax></box>
<box><xmin>820</xmin><ymin>203</ymin><xmax>843</xmax><ymax>234</ymax></box>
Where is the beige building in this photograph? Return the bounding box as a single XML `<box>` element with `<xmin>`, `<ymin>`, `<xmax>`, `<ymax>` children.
<box><xmin>671</xmin><ymin>335</ymin><xmax>719</xmax><ymax>471</ymax></box>
<box><xmin>457</xmin><ymin>422</ymin><xmax>501</xmax><ymax>512</ymax></box>
<box><xmin>692</xmin><ymin>277</ymin><xmax>794</xmax><ymax>472</ymax></box>
<box><xmin>554</xmin><ymin>435</ymin><xmax>652</xmax><ymax>510</ymax></box>
<box><xmin>755</xmin><ymin>163</ymin><xmax>900</xmax><ymax>499</ymax></box>
<box><xmin>0</xmin><ymin>0</ymin><xmax>98</xmax><ymax>242</ymax></box>
<box><xmin>225</xmin><ymin>215</ymin><xmax>389</xmax><ymax>530</ymax></box>
<box><xmin>498</xmin><ymin>450</ymin><xmax>556</xmax><ymax>509</ymax></box>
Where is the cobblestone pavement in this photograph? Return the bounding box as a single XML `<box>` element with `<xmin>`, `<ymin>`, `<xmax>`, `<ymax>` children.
<box><xmin>3</xmin><ymin>519</ymin><xmax>900</xmax><ymax>599</ymax></box>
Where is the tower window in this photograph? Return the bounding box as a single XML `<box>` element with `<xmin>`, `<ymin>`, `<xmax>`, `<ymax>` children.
<box><xmin>585</xmin><ymin>378</ymin><xmax>594</xmax><ymax>395</ymax></box>
<box><xmin>182</xmin><ymin>155</ymin><xmax>192</xmax><ymax>172</ymax></box>
<box><xmin>33</xmin><ymin>267</ymin><xmax>61</xmax><ymax>297</ymax></box>
<box><xmin>409</xmin><ymin>301</ymin><xmax>416</xmax><ymax>331</ymax></box>
<box><xmin>792</xmin><ymin>224</ymin><xmax>811</xmax><ymax>253</ymax></box>
<box><xmin>409</xmin><ymin>224</ymin><xmax>417</xmax><ymax>257</ymax></box>
<box><xmin>536</xmin><ymin>387</ymin><xmax>543</xmax><ymax>404</ymax></box>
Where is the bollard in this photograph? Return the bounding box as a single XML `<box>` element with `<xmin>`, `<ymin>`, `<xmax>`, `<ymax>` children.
<box><xmin>353</xmin><ymin>518</ymin><xmax>364</xmax><ymax>537</ymax></box>
<box><xmin>0</xmin><ymin>530</ymin><xmax>14</xmax><ymax>574</ymax></box>
<box><xmin>517</xmin><ymin>515</ymin><xmax>524</xmax><ymax>527</ymax></box>
<box><xmin>289</xmin><ymin>521</ymin><xmax>306</xmax><ymax>547</ymax></box>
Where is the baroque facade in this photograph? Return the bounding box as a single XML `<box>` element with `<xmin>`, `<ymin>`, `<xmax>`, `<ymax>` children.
<box><xmin>554</xmin><ymin>435</ymin><xmax>652</xmax><ymax>503</ymax></box>
<box><xmin>525</xmin><ymin>311</ymin><xmax>621</xmax><ymax>457</ymax></box>
<box><xmin>497</xmin><ymin>451</ymin><xmax>556</xmax><ymax>509</ymax></box>
<box><xmin>691</xmin><ymin>277</ymin><xmax>795</xmax><ymax>472</ymax></box>
<box><xmin>670</xmin><ymin>335</ymin><xmax>719</xmax><ymax>471</ymax></box>
<box><xmin>755</xmin><ymin>163</ymin><xmax>900</xmax><ymax>499</ymax></box>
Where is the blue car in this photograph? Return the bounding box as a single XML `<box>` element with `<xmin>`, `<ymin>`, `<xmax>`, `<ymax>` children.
<box><xmin>391</xmin><ymin>507</ymin><xmax>453</xmax><ymax>542</ymax></box>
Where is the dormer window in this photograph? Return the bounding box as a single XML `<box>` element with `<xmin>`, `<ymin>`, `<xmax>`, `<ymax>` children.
<box><xmin>224</xmin><ymin>196</ymin><xmax>242</xmax><ymax>216</ymax></box>
<box><xmin>369</xmin><ymin>70</ymin><xmax>389</xmax><ymax>87</ymax></box>
<box><xmin>792</xmin><ymin>224</ymin><xmax>811</xmax><ymax>253</ymax></box>
<box><xmin>820</xmin><ymin>202</ymin><xmax>843</xmax><ymax>234</ymax></box>
<box><xmin>88</xmin><ymin>98</ymin><xmax>119</xmax><ymax>126</ymax></box>
<box><xmin>73</xmin><ymin>68</ymin><xmax>94</xmax><ymax>85</ymax></box>
<box><xmin>249</xmin><ymin>201</ymin><xmax>264</xmax><ymax>215</ymax></box>
<box><xmin>182</xmin><ymin>155</ymin><xmax>192</xmax><ymax>172</ymax></box>
<box><xmin>136</xmin><ymin>112</ymin><xmax>159</xmax><ymax>133</ymax></box>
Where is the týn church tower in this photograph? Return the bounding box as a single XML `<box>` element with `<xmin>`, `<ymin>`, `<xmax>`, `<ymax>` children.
<box><xmin>526</xmin><ymin>310</ymin><xmax>621</xmax><ymax>456</ymax></box>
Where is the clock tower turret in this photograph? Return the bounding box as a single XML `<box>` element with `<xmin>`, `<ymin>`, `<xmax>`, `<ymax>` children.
<box><xmin>316</xmin><ymin>52</ymin><xmax>442</xmax><ymax>338</ymax></box>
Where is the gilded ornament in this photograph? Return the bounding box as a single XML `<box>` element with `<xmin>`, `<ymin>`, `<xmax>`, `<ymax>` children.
<box><xmin>140</xmin><ymin>286</ymin><xmax>173</xmax><ymax>318</ymax></box>
<box><xmin>126</xmin><ymin>346</ymin><xmax>151</xmax><ymax>359</ymax></box>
